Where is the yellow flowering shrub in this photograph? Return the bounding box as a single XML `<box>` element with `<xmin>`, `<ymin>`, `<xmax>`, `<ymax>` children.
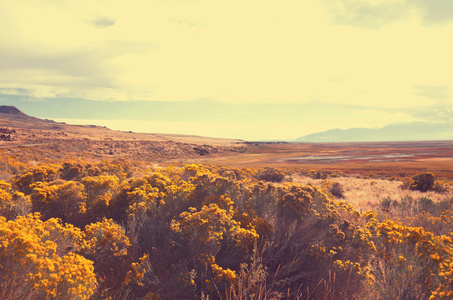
<box><xmin>212</xmin><ymin>166</ymin><xmax>256</xmax><ymax>181</ymax></box>
<box><xmin>81</xmin><ymin>175</ymin><xmax>119</xmax><ymax>219</ymax></box>
<box><xmin>30</xmin><ymin>180</ymin><xmax>87</xmax><ymax>224</ymax></box>
<box><xmin>55</xmin><ymin>252</ymin><xmax>98</xmax><ymax>298</ymax></box>
<box><xmin>0</xmin><ymin>150</ymin><xmax>28</xmax><ymax>177</ymax></box>
<box><xmin>125</xmin><ymin>254</ymin><xmax>152</xmax><ymax>287</ymax></box>
<box><xmin>334</xmin><ymin>259</ymin><xmax>375</xmax><ymax>284</ymax></box>
<box><xmin>145</xmin><ymin>172</ymin><xmax>172</xmax><ymax>193</ymax></box>
<box><xmin>201</xmin><ymin>253</ymin><xmax>237</xmax><ymax>290</ymax></box>
<box><xmin>12</xmin><ymin>164</ymin><xmax>61</xmax><ymax>194</ymax></box>
<box><xmin>95</xmin><ymin>159</ymin><xmax>132</xmax><ymax>180</ymax></box>
<box><xmin>182</xmin><ymin>164</ymin><xmax>213</xmax><ymax>182</ymax></box>
<box><xmin>172</xmin><ymin>202</ymin><xmax>258</xmax><ymax>252</ymax></box>
<box><xmin>8</xmin><ymin>160</ymin><xmax>453</xmax><ymax>299</ymax></box>
<box><xmin>0</xmin><ymin>213</ymin><xmax>97</xmax><ymax>299</ymax></box>
<box><xmin>407</xmin><ymin>172</ymin><xmax>436</xmax><ymax>192</ymax></box>
<box><xmin>171</xmin><ymin>202</ymin><xmax>258</xmax><ymax>293</ymax></box>
<box><xmin>60</xmin><ymin>159</ymin><xmax>135</xmax><ymax>182</ymax></box>
<box><xmin>125</xmin><ymin>179</ymin><xmax>161</xmax><ymax>218</ymax></box>
<box><xmin>81</xmin><ymin>218</ymin><xmax>131</xmax><ymax>294</ymax></box>
<box><xmin>0</xmin><ymin>180</ymin><xmax>31</xmax><ymax>219</ymax></box>
<box><xmin>278</xmin><ymin>190</ymin><xmax>312</xmax><ymax>219</ymax></box>
<box><xmin>366</xmin><ymin>215</ymin><xmax>453</xmax><ymax>299</ymax></box>
<box><xmin>83</xmin><ymin>218</ymin><xmax>130</xmax><ymax>258</ymax></box>
<box><xmin>115</xmin><ymin>172</ymin><xmax>195</xmax><ymax>223</ymax></box>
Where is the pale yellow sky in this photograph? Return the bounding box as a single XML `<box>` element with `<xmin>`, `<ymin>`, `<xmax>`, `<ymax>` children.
<box><xmin>0</xmin><ymin>0</ymin><xmax>452</xmax><ymax>140</ymax></box>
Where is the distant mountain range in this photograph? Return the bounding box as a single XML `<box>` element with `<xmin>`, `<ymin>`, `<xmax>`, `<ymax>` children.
<box><xmin>295</xmin><ymin>122</ymin><xmax>453</xmax><ymax>142</ymax></box>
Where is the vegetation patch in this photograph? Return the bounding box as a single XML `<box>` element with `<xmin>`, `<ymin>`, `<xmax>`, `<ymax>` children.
<box><xmin>1</xmin><ymin>156</ymin><xmax>453</xmax><ymax>299</ymax></box>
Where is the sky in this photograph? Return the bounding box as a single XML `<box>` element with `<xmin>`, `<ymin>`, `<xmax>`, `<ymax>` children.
<box><xmin>0</xmin><ymin>0</ymin><xmax>453</xmax><ymax>141</ymax></box>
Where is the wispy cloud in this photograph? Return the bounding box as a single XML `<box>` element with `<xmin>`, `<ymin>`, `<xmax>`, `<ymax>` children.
<box><xmin>414</xmin><ymin>0</ymin><xmax>453</xmax><ymax>25</ymax></box>
<box><xmin>404</xmin><ymin>105</ymin><xmax>453</xmax><ymax>123</ymax></box>
<box><xmin>321</xmin><ymin>0</ymin><xmax>410</xmax><ymax>29</ymax></box>
<box><xmin>413</xmin><ymin>85</ymin><xmax>451</xmax><ymax>100</ymax></box>
<box><xmin>90</xmin><ymin>17</ymin><xmax>115</xmax><ymax>28</ymax></box>
<box><xmin>322</xmin><ymin>0</ymin><xmax>453</xmax><ymax>28</ymax></box>
<box><xmin>0</xmin><ymin>88</ymin><xmax>30</xmax><ymax>96</ymax></box>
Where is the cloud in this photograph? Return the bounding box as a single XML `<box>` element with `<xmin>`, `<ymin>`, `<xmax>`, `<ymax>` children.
<box><xmin>410</xmin><ymin>106</ymin><xmax>453</xmax><ymax>123</ymax></box>
<box><xmin>0</xmin><ymin>88</ymin><xmax>47</xmax><ymax>102</ymax></box>
<box><xmin>414</xmin><ymin>0</ymin><xmax>453</xmax><ymax>25</ymax></box>
<box><xmin>386</xmin><ymin>100</ymin><xmax>453</xmax><ymax>124</ymax></box>
<box><xmin>321</xmin><ymin>0</ymin><xmax>410</xmax><ymax>29</ymax></box>
<box><xmin>321</xmin><ymin>0</ymin><xmax>453</xmax><ymax>28</ymax></box>
<box><xmin>23</xmin><ymin>96</ymin><xmax>48</xmax><ymax>103</ymax></box>
<box><xmin>0</xmin><ymin>38</ymin><xmax>152</xmax><ymax>101</ymax></box>
<box><xmin>0</xmin><ymin>88</ymin><xmax>46</xmax><ymax>102</ymax></box>
<box><xmin>0</xmin><ymin>88</ymin><xmax>30</xmax><ymax>96</ymax></box>
<box><xmin>413</xmin><ymin>85</ymin><xmax>451</xmax><ymax>100</ymax></box>
<box><xmin>90</xmin><ymin>18</ymin><xmax>115</xmax><ymax>28</ymax></box>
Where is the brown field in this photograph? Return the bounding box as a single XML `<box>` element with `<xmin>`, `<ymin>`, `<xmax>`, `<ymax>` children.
<box><xmin>214</xmin><ymin>141</ymin><xmax>453</xmax><ymax>179</ymax></box>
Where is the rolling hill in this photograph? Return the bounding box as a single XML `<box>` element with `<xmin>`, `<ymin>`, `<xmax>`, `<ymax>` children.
<box><xmin>0</xmin><ymin>105</ymin><xmax>245</xmax><ymax>161</ymax></box>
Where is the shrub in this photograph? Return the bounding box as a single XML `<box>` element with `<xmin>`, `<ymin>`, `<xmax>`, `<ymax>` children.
<box><xmin>12</xmin><ymin>164</ymin><xmax>61</xmax><ymax>194</ymax></box>
<box><xmin>81</xmin><ymin>218</ymin><xmax>131</xmax><ymax>296</ymax></box>
<box><xmin>0</xmin><ymin>213</ymin><xmax>97</xmax><ymax>299</ymax></box>
<box><xmin>381</xmin><ymin>196</ymin><xmax>395</xmax><ymax>210</ymax></box>
<box><xmin>7</xmin><ymin>161</ymin><xmax>453</xmax><ymax>299</ymax></box>
<box><xmin>81</xmin><ymin>175</ymin><xmax>119</xmax><ymax>222</ymax></box>
<box><xmin>406</xmin><ymin>172</ymin><xmax>435</xmax><ymax>192</ymax></box>
<box><xmin>171</xmin><ymin>202</ymin><xmax>259</xmax><ymax>294</ymax></box>
<box><xmin>0</xmin><ymin>180</ymin><xmax>31</xmax><ymax>219</ymax></box>
<box><xmin>328</xmin><ymin>181</ymin><xmax>345</xmax><ymax>199</ymax></box>
<box><xmin>256</xmin><ymin>168</ymin><xmax>285</xmax><ymax>183</ymax></box>
<box><xmin>418</xmin><ymin>196</ymin><xmax>435</xmax><ymax>212</ymax></box>
<box><xmin>30</xmin><ymin>180</ymin><xmax>86</xmax><ymax>225</ymax></box>
<box><xmin>433</xmin><ymin>180</ymin><xmax>449</xmax><ymax>193</ymax></box>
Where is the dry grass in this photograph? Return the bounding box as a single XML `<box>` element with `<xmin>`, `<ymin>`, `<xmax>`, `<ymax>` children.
<box><xmin>293</xmin><ymin>175</ymin><xmax>453</xmax><ymax>213</ymax></box>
